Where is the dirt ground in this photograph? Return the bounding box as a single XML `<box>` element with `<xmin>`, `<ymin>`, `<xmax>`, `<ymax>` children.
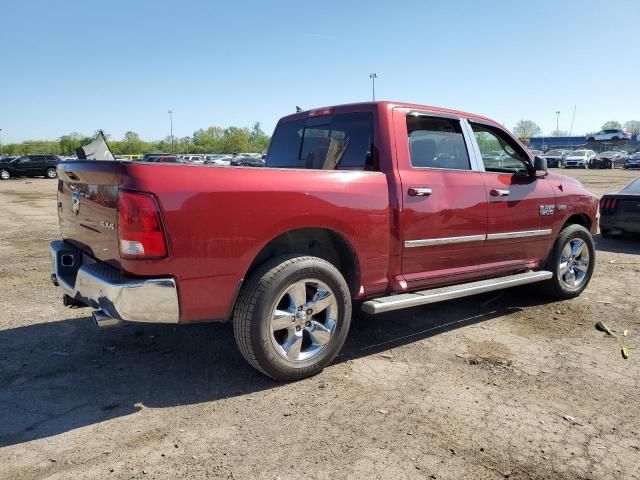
<box><xmin>1</xmin><ymin>169</ymin><xmax>639</xmax><ymax>480</ymax></box>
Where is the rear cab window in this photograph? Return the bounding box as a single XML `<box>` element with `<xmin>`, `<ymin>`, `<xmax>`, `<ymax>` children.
<box><xmin>266</xmin><ymin>112</ymin><xmax>374</xmax><ymax>170</ymax></box>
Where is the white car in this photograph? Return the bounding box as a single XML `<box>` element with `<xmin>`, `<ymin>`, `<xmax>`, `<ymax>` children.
<box><xmin>587</xmin><ymin>129</ymin><xmax>630</xmax><ymax>142</ymax></box>
<box><xmin>564</xmin><ymin>150</ymin><xmax>596</xmax><ymax>169</ymax></box>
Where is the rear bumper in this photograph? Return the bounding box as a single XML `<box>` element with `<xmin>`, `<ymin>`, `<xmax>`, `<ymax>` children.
<box><xmin>49</xmin><ymin>240</ymin><xmax>180</xmax><ymax>324</ymax></box>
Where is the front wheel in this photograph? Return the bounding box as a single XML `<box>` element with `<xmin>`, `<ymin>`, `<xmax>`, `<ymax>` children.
<box><xmin>233</xmin><ymin>255</ymin><xmax>352</xmax><ymax>381</ymax></box>
<box><xmin>0</xmin><ymin>169</ymin><xmax>10</xmax><ymax>180</ymax></box>
<box><xmin>540</xmin><ymin>224</ymin><xmax>595</xmax><ymax>299</ymax></box>
<box><xmin>46</xmin><ymin>167</ymin><xmax>57</xmax><ymax>179</ymax></box>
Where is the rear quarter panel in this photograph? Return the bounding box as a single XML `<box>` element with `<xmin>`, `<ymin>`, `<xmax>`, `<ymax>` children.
<box><xmin>118</xmin><ymin>164</ymin><xmax>391</xmax><ymax>322</ymax></box>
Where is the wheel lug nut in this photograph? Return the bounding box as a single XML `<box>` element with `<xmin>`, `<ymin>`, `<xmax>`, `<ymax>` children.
<box><xmin>295</xmin><ymin>326</ymin><xmax>301</xmax><ymax>332</ymax></box>
<box><xmin>305</xmin><ymin>321</ymin><xmax>311</xmax><ymax>327</ymax></box>
<box><xmin>298</xmin><ymin>306</ymin><xmax>303</xmax><ymax>311</ymax></box>
<box><xmin>306</xmin><ymin>309</ymin><xmax>312</xmax><ymax>315</ymax></box>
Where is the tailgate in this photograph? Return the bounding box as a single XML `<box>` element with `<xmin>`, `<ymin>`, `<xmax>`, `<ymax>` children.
<box><xmin>57</xmin><ymin>161</ymin><xmax>123</xmax><ymax>268</ymax></box>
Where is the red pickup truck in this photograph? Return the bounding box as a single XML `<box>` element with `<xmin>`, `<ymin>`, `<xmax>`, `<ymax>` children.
<box><xmin>50</xmin><ymin>101</ymin><xmax>598</xmax><ymax>380</ymax></box>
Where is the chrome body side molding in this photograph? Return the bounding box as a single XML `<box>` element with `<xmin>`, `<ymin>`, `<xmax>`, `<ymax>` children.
<box><xmin>486</xmin><ymin>229</ymin><xmax>552</xmax><ymax>240</ymax></box>
<box><xmin>404</xmin><ymin>229</ymin><xmax>552</xmax><ymax>248</ymax></box>
<box><xmin>404</xmin><ymin>234</ymin><xmax>486</xmax><ymax>248</ymax></box>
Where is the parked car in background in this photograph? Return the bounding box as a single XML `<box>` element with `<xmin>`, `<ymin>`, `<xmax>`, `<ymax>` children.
<box><xmin>590</xmin><ymin>150</ymin><xmax>628</xmax><ymax>169</ymax></box>
<box><xmin>599</xmin><ymin>177</ymin><xmax>640</xmax><ymax>237</ymax></box>
<box><xmin>49</xmin><ymin>101</ymin><xmax>598</xmax><ymax>381</ymax></box>
<box><xmin>528</xmin><ymin>149</ymin><xmax>543</xmax><ymax>156</ymax></box>
<box><xmin>181</xmin><ymin>155</ymin><xmax>206</xmax><ymax>164</ymax></box>
<box><xmin>564</xmin><ymin>150</ymin><xmax>596</xmax><ymax>169</ymax></box>
<box><xmin>624</xmin><ymin>153</ymin><xmax>640</xmax><ymax>169</ymax></box>
<box><xmin>151</xmin><ymin>155</ymin><xmax>180</xmax><ymax>163</ymax></box>
<box><xmin>230</xmin><ymin>156</ymin><xmax>266</xmax><ymax>167</ymax></box>
<box><xmin>206</xmin><ymin>156</ymin><xmax>232</xmax><ymax>166</ymax></box>
<box><xmin>139</xmin><ymin>153</ymin><xmax>170</xmax><ymax>162</ymax></box>
<box><xmin>587</xmin><ymin>129</ymin><xmax>630</xmax><ymax>142</ymax></box>
<box><xmin>0</xmin><ymin>154</ymin><xmax>61</xmax><ymax>180</ymax></box>
<box><xmin>540</xmin><ymin>149</ymin><xmax>570</xmax><ymax>168</ymax></box>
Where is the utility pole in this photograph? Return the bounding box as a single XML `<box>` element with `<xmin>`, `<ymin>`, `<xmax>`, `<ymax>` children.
<box><xmin>369</xmin><ymin>73</ymin><xmax>377</xmax><ymax>101</ymax></box>
<box><xmin>555</xmin><ymin>111</ymin><xmax>560</xmax><ymax>135</ymax></box>
<box><xmin>168</xmin><ymin>110</ymin><xmax>174</xmax><ymax>153</ymax></box>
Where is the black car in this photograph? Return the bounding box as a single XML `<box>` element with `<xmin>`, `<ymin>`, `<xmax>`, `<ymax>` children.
<box><xmin>599</xmin><ymin>177</ymin><xmax>640</xmax><ymax>237</ymax></box>
<box><xmin>0</xmin><ymin>154</ymin><xmax>61</xmax><ymax>180</ymax></box>
<box><xmin>624</xmin><ymin>153</ymin><xmax>640</xmax><ymax>170</ymax></box>
<box><xmin>540</xmin><ymin>149</ymin><xmax>569</xmax><ymax>168</ymax></box>
<box><xmin>230</xmin><ymin>156</ymin><xmax>266</xmax><ymax>167</ymax></box>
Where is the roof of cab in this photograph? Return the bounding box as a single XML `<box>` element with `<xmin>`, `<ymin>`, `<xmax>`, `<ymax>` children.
<box><xmin>278</xmin><ymin>101</ymin><xmax>501</xmax><ymax>127</ymax></box>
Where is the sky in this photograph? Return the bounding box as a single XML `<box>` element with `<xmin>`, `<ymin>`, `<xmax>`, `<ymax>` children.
<box><xmin>1</xmin><ymin>0</ymin><xmax>638</xmax><ymax>143</ymax></box>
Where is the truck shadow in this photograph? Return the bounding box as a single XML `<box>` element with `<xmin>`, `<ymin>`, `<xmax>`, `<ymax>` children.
<box><xmin>594</xmin><ymin>233</ymin><xmax>640</xmax><ymax>255</ymax></box>
<box><xmin>0</xmin><ymin>288</ymin><xmax>552</xmax><ymax>447</ymax></box>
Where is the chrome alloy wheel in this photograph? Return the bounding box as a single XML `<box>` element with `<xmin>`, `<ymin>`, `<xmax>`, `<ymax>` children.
<box><xmin>47</xmin><ymin>168</ymin><xmax>57</xmax><ymax>178</ymax></box>
<box><xmin>559</xmin><ymin>238</ymin><xmax>590</xmax><ymax>288</ymax></box>
<box><xmin>270</xmin><ymin>278</ymin><xmax>338</xmax><ymax>362</ymax></box>
<box><xmin>0</xmin><ymin>170</ymin><xmax>9</xmax><ymax>180</ymax></box>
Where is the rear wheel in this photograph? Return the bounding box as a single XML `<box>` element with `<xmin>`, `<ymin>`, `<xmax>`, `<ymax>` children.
<box><xmin>46</xmin><ymin>167</ymin><xmax>57</xmax><ymax>179</ymax></box>
<box><xmin>233</xmin><ymin>255</ymin><xmax>352</xmax><ymax>381</ymax></box>
<box><xmin>540</xmin><ymin>224</ymin><xmax>595</xmax><ymax>299</ymax></box>
<box><xmin>0</xmin><ymin>169</ymin><xmax>10</xmax><ymax>180</ymax></box>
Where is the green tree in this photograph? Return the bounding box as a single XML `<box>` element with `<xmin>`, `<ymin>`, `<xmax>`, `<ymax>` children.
<box><xmin>624</xmin><ymin>120</ymin><xmax>640</xmax><ymax>137</ymax></box>
<box><xmin>513</xmin><ymin>120</ymin><xmax>542</xmax><ymax>140</ymax></box>
<box><xmin>601</xmin><ymin>120</ymin><xmax>622</xmax><ymax>130</ymax></box>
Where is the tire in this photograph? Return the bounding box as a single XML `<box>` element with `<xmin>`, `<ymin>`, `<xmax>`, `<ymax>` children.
<box><xmin>612</xmin><ymin>136</ymin><xmax>620</xmax><ymax>141</ymax></box>
<box><xmin>540</xmin><ymin>224</ymin><xmax>595</xmax><ymax>299</ymax></box>
<box><xmin>587</xmin><ymin>137</ymin><xmax>595</xmax><ymax>142</ymax></box>
<box><xmin>46</xmin><ymin>167</ymin><xmax>57</xmax><ymax>179</ymax></box>
<box><xmin>0</xmin><ymin>169</ymin><xmax>10</xmax><ymax>180</ymax></box>
<box><xmin>233</xmin><ymin>255</ymin><xmax>352</xmax><ymax>381</ymax></box>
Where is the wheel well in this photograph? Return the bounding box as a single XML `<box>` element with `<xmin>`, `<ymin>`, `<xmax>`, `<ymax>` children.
<box><xmin>244</xmin><ymin>228</ymin><xmax>360</xmax><ymax>297</ymax></box>
<box><xmin>562</xmin><ymin>213</ymin><xmax>592</xmax><ymax>231</ymax></box>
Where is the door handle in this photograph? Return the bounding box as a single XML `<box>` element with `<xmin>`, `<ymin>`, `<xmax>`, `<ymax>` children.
<box><xmin>408</xmin><ymin>187</ymin><xmax>433</xmax><ymax>197</ymax></box>
<box><xmin>490</xmin><ymin>188</ymin><xmax>510</xmax><ymax>197</ymax></box>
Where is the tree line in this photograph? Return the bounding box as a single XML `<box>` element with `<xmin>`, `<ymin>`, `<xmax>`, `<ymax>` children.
<box><xmin>1</xmin><ymin>122</ymin><xmax>271</xmax><ymax>156</ymax></box>
<box><xmin>513</xmin><ymin>119</ymin><xmax>640</xmax><ymax>142</ymax></box>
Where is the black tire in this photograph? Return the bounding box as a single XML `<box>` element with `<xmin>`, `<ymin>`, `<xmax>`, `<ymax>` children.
<box><xmin>233</xmin><ymin>255</ymin><xmax>352</xmax><ymax>381</ymax></box>
<box><xmin>0</xmin><ymin>169</ymin><xmax>10</xmax><ymax>180</ymax></box>
<box><xmin>600</xmin><ymin>229</ymin><xmax>614</xmax><ymax>239</ymax></box>
<box><xmin>612</xmin><ymin>136</ymin><xmax>620</xmax><ymax>141</ymax></box>
<box><xmin>587</xmin><ymin>137</ymin><xmax>595</xmax><ymax>142</ymax></box>
<box><xmin>540</xmin><ymin>224</ymin><xmax>595</xmax><ymax>299</ymax></box>
<box><xmin>46</xmin><ymin>167</ymin><xmax>57</xmax><ymax>179</ymax></box>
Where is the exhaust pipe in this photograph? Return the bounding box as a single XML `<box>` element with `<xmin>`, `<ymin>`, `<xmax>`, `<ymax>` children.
<box><xmin>92</xmin><ymin>310</ymin><xmax>125</xmax><ymax>328</ymax></box>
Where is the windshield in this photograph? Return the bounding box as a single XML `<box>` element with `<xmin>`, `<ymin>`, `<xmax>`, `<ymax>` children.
<box><xmin>546</xmin><ymin>150</ymin><xmax>564</xmax><ymax>156</ymax></box>
<box><xmin>569</xmin><ymin>150</ymin><xmax>586</xmax><ymax>157</ymax></box>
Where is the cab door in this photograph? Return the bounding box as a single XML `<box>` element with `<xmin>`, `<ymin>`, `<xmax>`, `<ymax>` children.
<box><xmin>467</xmin><ymin>120</ymin><xmax>556</xmax><ymax>272</ymax></box>
<box><xmin>395</xmin><ymin>109</ymin><xmax>489</xmax><ymax>290</ymax></box>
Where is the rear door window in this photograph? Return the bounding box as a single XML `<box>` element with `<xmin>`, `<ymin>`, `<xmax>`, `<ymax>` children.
<box><xmin>406</xmin><ymin>115</ymin><xmax>471</xmax><ymax>170</ymax></box>
<box><xmin>267</xmin><ymin>112</ymin><xmax>374</xmax><ymax>170</ymax></box>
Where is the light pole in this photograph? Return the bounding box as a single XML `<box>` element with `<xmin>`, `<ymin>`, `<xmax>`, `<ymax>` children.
<box><xmin>168</xmin><ymin>110</ymin><xmax>174</xmax><ymax>153</ymax></box>
<box><xmin>555</xmin><ymin>111</ymin><xmax>560</xmax><ymax>136</ymax></box>
<box><xmin>369</xmin><ymin>73</ymin><xmax>377</xmax><ymax>101</ymax></box>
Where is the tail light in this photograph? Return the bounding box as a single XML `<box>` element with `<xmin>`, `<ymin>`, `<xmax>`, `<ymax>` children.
<box><xmin>600</xmin><ymin>197</ymin><xmax>619</xmax><ymax>214</ymax></box>
<box><xmin>118</xmin><ymin>191</ymin><xmax>168</xmax><ymax>259</ymax></box>
<box><xmin>308</xmin><ymin>107</ymin><xmax>335</xmax><ymax>117</ymax></box>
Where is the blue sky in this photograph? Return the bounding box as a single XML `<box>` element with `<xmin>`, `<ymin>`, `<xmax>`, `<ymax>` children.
<box><xmin>1</xmin><ymin>0</ymin><xmax>638</xmax><ymax>143</ymax></box>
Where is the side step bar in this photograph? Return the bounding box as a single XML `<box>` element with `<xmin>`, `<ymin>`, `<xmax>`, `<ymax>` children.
<box><xmin>361</xmin><ymin>270</ymin><xmax>553</xmax><ymax>315</ymax></box>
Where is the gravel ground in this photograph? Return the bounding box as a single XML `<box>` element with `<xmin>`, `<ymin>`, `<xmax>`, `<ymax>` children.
<box><xmin>1</xmin><ymin>169</ymin><xmax>639</xmax><ymax>480</ymax></box>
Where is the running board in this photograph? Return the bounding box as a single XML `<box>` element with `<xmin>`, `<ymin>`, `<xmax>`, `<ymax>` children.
<box><xmin>361</xmin><ymin>270</ymin><xmax>553</xmax><ymax>315</ymax></box>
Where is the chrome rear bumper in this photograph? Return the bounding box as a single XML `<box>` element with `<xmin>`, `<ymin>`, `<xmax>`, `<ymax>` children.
<box><xmin>49</xmin><ymin>240</ymin><xmax>179</xmax><ymax>324</ymax></box>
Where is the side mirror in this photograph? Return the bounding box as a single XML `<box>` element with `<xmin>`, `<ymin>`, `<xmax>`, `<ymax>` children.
<box><xmin>533</xmin><ymin>156</ymin><xmax>548</xmax><ymax>177</ymax></box>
